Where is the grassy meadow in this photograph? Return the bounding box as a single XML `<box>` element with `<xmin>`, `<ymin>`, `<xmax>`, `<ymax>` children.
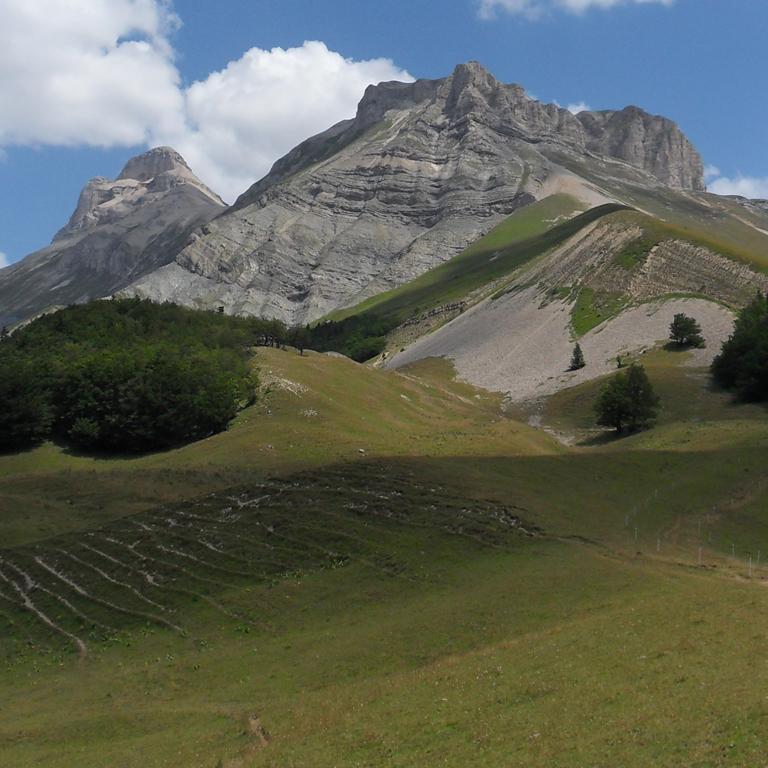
<box><xmin>2</xmin><ymin>343</ymin><xmax>768</xmax><ymax>766</ymax></box>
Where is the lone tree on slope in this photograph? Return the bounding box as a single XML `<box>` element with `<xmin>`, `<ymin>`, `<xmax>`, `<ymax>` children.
<box><xmin>290</xmin><ymin>326</ymin><xmax>311</xmax><ymax>356</ymax></box>
<box><xmin>669</xmin><ymin>313</ymin><xmax>705</xmax><ymax>348</ymax></box>
<box><xmin>595</xmin><ymin>363</ymin><xmax>660</xmax><ymax>434</ymax></box>
<box><xmin>569</xmin><ymin>343</ymin><xmax>586</xmax><ymax>371</ymax></box>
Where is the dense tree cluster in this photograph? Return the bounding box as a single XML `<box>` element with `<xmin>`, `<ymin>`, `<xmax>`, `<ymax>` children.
<box><xmin>304</xmin><ymin>315</ymin><xmax>397</xmax><ymax>362</ymax></box>
<box><xmin>595</xmin><ymin>363</ymin><xmax>660</xmax><ymax>434</ymax></box>
<box><xmin>712</xmin><ymin>292</ymin><xmax>768</xmax><ymax>401</ymax></box>
<box><xmin>0</xmin><ymin>299</ymin><xmax>258</xmax><ymax>453</ymax></box>
<box><xmin>0</xmin><ymin>353</ymin><xmax>52</xmax><ymax>450</ymax></box>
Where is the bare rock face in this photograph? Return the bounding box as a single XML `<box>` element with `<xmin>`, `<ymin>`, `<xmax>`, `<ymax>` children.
<box><xmin>0</xmin><ymin>148</ymin><xmax>225</xmax><ymax>326</ymax></box>
<box><xmin>576</xmin><ymin>107</ymin><xmax>705</xmax><ymax>192</ymax></box>
<box><xmin>126</xmin><ymin>62</ymin><xmax>705</xmax><ymax>325</ymax></box>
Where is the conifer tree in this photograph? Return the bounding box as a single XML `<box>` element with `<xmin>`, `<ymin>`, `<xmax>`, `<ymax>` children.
<box><xmin>569</xmin><ymin>343</ymin><xmax>586</xmax><ymax>371</ymax></box>
<box><xmin>595</xmin><ymin>363</ymin><xmax>660</xmax><ymax>433</ymax></box>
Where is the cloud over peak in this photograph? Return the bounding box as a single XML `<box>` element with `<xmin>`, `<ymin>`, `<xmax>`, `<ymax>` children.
<box><xmin>0</xmin><ymin>2</ymin><xmax>410</xmax><ymax>202</ymax></box>
<box><xmin>161</xmin><ymin>42</ymin><xmax>412</xmax><ymax>202</ymax></box>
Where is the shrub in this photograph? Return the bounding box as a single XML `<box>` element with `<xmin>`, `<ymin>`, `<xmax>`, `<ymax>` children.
<box><xmin>712</xmin><ymin>293</ymin><xmax>768</xmax><ymax>401</ymax></box>
<box><xmin>669</xmin><ymin>313</ymin><xmax>705</xmax><ymax>348</ymax></box>
<box><xmin>595</xmin><ymin>363</ymin><xmax>660</xmax><ymax>433</ymax></box>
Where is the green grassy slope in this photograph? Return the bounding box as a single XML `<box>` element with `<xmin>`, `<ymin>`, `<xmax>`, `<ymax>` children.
<box><xmin>327</xmin><ymin>196</ymin><xmax>622</xmax><ymax>324</ymax></box>
<box><xmin>606</xmin><ymin>205</ymin><xmax>768</xmax><ymax>271</ymax></box>
<box><xmin>0</xmin><ymin>350</ymin><xmax>554</xmax><ymax>548</ymax></box>
<box><xmin>625</xmin><ymin>188</ymin><xmax>768</xmax><ymax>270</ymax></box>
<box><xmin>320</xmin><ymin>192</ymin><xmax>766</xmax><ymax>365</ymax></box>
<box><xmin>546</xmin><ymin>150</ymin><xmax>768</xmax><ymax>271</ymax></box>
<box><xmin>3</xmin><ymin>348</ymin><xmax>768</xmax><ymax>766</ymax></box>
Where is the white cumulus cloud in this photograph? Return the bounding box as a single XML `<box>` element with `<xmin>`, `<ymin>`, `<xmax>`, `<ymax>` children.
<box><xmin>0</xmin><ymin>0</ymin><xmax>185</xmax><ymax>147</ymax></box>
<box><xmin>704</xmin><ymin>164</ymin><xmax>721</xmax><ymax>182</ymax></box>
<box><xmin>566</xmin><ymin>101</ymin><xmax>591</xmax><ymax>114</ymax></box>
<box><xmin>156</xmin><ymin>42</ymin><xmax>412</xmax><ymax>202</ymax></box>
<box><xmin>708</xmin><ymin>175</ymin><xmax>768</xmax><ymax>200</ymax></box>
<box><xmin>479</xmin><ymin>0</ymin><xmax>674</xmax><ymax>19</ymax></box>
<box><xmin>0</xmin><ymin>2</ymin><xmax>411</xmax><ymax>202</ymax></box>
<box><xmin>0</xmin><ymin>252</ymin><xmax>9</xmax><ymax>269</ymax></box>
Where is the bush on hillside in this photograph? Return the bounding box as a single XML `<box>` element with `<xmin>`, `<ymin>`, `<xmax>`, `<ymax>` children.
<box><xmin>712</xmin><ymin>292</ymin><xmax>768</xmax><ymax>401</ymax></box>
<box><xmin>306</xmin><ymin>315</ymin><xmax>397</xmax><ymax>362</ymax></box>
<box><xmin>595</xmin><ymin>363</ymin><xmax>660</xmax><ymax>434</ymax></box>
<box><xmin>669</xmin><ymin>313</ymin><xmax>705</xmax><ymax>348</ymax></box>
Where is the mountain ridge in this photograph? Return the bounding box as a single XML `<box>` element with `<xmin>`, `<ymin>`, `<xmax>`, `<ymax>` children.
<box><xmin>122</xmin><ymin>61</ymin><xmax>706</xmax><ymax>325</ymax></box>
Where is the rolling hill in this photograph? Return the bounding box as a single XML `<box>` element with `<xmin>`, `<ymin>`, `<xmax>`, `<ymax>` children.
<box><xmin>2</xmin><ymin>343</ymin><xmax>768</xmax><ymax>766</ymax></box>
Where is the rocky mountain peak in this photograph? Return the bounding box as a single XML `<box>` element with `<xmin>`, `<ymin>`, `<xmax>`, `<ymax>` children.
<box><xmin>117</xmin><ymin>146</ymin><xmax>191</xmax><ymax>183</ymax></box>
<box><xmin>576</xmin><ymin>107</ymin><xmax>705</xmax><ymax>191</ymax></box>
<box><xmin>56</xmin><ymin>147</ymin><xmax>223</xmax><ymax>241</ymax></box>
<box><xmin>128</xmin><ymin>62</ymin><xmax>710</xmax><ymax>326</ymax></box>
<box><xmin>0</xmin><ymin>147</ymin><xmax>226</xmax><ymax>326</ymax></box>
<box><xmin>442</xmin><ymin>61</ymin><xmax>505</xmax><ymax>115</ymax></box>
<box><xmin>446</xmin><ymin>60</ymin><xmax>500</xmax><ymax>93</ymax></box>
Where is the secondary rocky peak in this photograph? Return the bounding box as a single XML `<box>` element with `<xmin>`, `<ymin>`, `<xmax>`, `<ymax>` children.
<box><xmin>55</xmin><ymin>147</ymin><xmax>223</xmax><ymax>240</ymax></box>
<box><xmin>117</xmin><ymin>146</ymin><xmax>191</xmax><ymax>182</ymax></box>
<box><xmin>577</xmin><ymin>107</ymin><xmax>705</xmax><ymax>191</ymax></box>
<box><xmin>443</xmin><ymin>60</ymin><xmax>505</xmax><ymax>115</ymax></box>
<box><xmin>0</xmin><ymin>146</ymin><xmax>226</xmax><ymax>325</ymax></box>
<box><xmin>355</xmin><ymin>77</ymin><xmax>441</xmax><ymax>128</ymax></box>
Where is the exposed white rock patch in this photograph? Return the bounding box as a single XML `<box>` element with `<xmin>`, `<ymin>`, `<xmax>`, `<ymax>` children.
<box><xmin>388</xmin><ymin>287</ymin><xmax>735</xmax><ymax>403</ymax></box>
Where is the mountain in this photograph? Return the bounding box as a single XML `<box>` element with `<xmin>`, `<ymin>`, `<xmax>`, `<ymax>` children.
<box><xmin>123</xmin><ymin>62</ymin><xmax>705</xmax><ymax>324</ymax></box>
<box><xmin>0</xmin><ymin>147</ymin><xmax>225</xmax><ymax>327</ymax></box>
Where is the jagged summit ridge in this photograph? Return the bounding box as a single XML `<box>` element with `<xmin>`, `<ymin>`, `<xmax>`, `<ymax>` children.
<box><xmin>0</xmin><ymin>147</ymin><xmax>225</xmax><ymax>326</ymax></box>
<box><xmin>124</xmin><ymin>61</ymin><xmax>706</xmax><ymax>325</ymax></box>
<box><xmin>354</xmin><ymin>61</ymin><xmax>704</xmax><ymax>191</ymax></box>
<box><xmin>57</xmin><ymin>147</ymin><xmax>223</xmax><ymax>240</ymax></box>
<box><xmin>235</xmin><ymin>61</ymin><xmax>702</xmax><ymax>216</ymax></box>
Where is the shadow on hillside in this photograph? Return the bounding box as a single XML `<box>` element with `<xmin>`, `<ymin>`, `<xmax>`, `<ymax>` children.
<box><xmin>661</xmin><ymin>341</ymin><xmax>708</xmax><ymax>355</ymax></box>
<box><xmin>6</xmin><ymin>442</ymin><xmax>768</xmax><ymax>656</ymax></box>
<box><xmin>577</xmin><ymin>431</ymin><xmax>625</xmax><ymax>447</ymax></box>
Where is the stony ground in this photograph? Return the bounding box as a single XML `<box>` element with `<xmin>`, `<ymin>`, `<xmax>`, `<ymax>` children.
<box><xmin>387</xmin><ymin>288</ymin><xmax>735</xmax><ymax>402</ymax></box>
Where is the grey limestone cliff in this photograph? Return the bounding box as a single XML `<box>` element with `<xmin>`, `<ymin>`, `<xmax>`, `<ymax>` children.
<box><xmin>125</xmin><ymin>62</ymin><xmax>705</xmax><ymax>325</ymax></box>
<box><xmin>0</xmin><ymin>148</ymin><xmax>225</xmax><ymax>326</ymax></box>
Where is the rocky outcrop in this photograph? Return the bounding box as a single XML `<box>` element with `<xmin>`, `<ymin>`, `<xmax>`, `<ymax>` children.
<box><xmin>125</xmin><ymin>62</ymin><xmax>706</xmax><ymax>325</ymax></box>
<box><xmin>522</xmin><ymin>215</ymin><xmax>768</xmax><ymax>307</ymax></box>
<box><xmin>0</xmin><ymin>148</ymin><xmax>225</xmax><ymax>326</ymax></box>
<box><xmin>576</xmin><ymin>107</ymin><xmax>705</xmax><ymax>192</ymax></box>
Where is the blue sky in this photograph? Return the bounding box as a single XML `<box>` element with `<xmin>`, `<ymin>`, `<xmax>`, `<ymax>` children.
<box><xmin>1</xmin><ymin>0</ymin><xmax>766</xmax><ymax>266</ymax></box>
